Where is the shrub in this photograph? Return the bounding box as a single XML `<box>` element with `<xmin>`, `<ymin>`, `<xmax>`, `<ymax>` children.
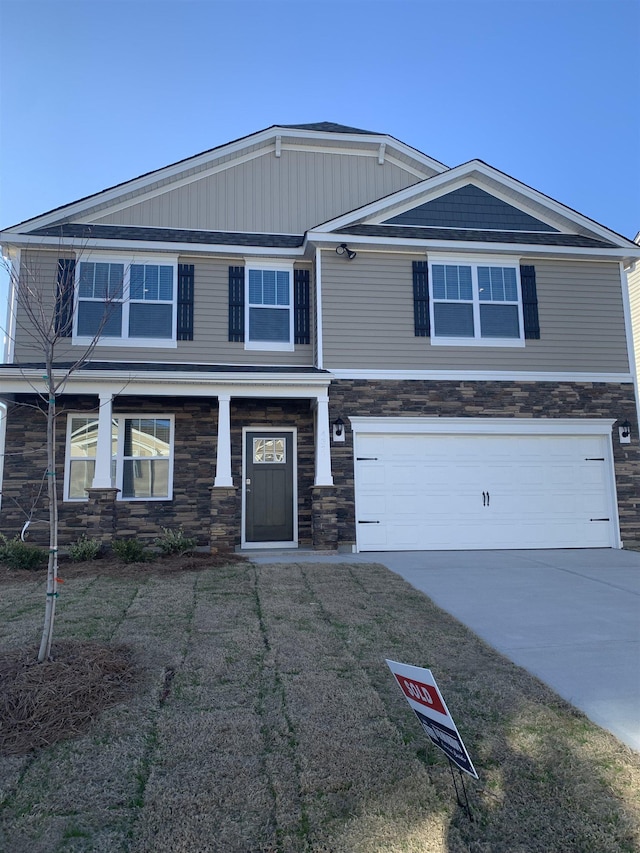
<box><xmin>68</xmin><ymin>535</ymin><xmax>103</xmax><ymax>562</ymax></box>
<box><xmin>154</xmin><ymin>526</ymin><xmax>197</xmax><ymax>555</ymax></box>
<box><xmin>0</xmin><ymin>536</ymin><xmax>48</xmax><ymax>571</ymax></box>
<box><xmin>111</xmin><ymin>538</ymin><xmax>150</xmax><ymax>564</ymax></box>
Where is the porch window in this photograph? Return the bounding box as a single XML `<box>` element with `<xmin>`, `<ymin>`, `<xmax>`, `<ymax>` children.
<box><xmin>65</xmin><ymin>414</ymin><xmax>174</xmax><ymax>501</ymax></box>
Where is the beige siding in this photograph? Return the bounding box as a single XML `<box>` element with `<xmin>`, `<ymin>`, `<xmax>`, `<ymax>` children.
<box><xmin>321</xmin><ymin>252</ymin><xmax>630</xmax><ymax>373</ymax></box>
<box><xmin>12</xmin><ymin>252</ymin><xmax>313</xmax><ymax>367</ymax></box>
<box><xmin>90</xmin><ymin>150</ymin><xmax>421</xmax><ymax>234</ymax></box>
<box><xmin>628</xmin><ymin>261</ymin><xmax>640</xmax><ymax>379</ymax></box>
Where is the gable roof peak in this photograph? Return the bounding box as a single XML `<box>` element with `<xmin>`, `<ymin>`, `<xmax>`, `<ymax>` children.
<box><xmin>277</xmin><ymin>121</ymin><xmax>379</xmax><ymax>135</ymax></box>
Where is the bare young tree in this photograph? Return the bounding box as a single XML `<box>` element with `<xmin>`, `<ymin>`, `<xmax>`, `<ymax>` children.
<box><xmin>1</xmin><ymin>244</ymin><xmax>122</xmax><ymax>661</ymax></box>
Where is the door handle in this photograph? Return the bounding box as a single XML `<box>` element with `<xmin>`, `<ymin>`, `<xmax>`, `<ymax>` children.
<box><xmin>486</xmin><ymin>490</ymin><xmax>490</xmax><ymax>507</ymax></box>
<box><xmin>482</xmin><ymin>491</ymin><xmax>486</xmax><ymax>506</ymax></box>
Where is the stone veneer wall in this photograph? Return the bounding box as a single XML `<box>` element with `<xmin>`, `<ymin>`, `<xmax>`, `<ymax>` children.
<box><xmin>0</xmin><ymin>395</ymin><xmax>316</xmax><ymax>550</ymax></box>
<box><xmin>327</xmin><ymin>380</ymin><xmax>640</xmax><ymax>548</ymax></box>
<box><xmin>0</xmin><ymin>395</ymin><xmax>217</xmax><ymax>547</ymax></box>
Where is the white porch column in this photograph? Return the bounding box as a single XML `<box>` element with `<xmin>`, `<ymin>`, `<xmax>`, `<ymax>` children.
<box><xmin>92</xmin><ymin>392</ymin><xmax>114</xmax><ymax>488</ymax></box>
<box><xmin>214</xmin><ymin>393</ymin><xmax>233</xmax><ymax>487</ymax></box>
<box><xmin>314</xmin><ymin>394</ymin><xmax>334</xmax><ymax>486</ymax></box>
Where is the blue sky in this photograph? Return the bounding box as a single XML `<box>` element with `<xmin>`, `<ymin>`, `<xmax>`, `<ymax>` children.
<box><xmin>1</xmin><ymin>0</ymin><xmax>639</xmax><ymax>311</ymax></box>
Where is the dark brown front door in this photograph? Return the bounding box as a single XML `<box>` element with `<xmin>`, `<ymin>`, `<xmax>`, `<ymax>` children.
<box><xmin>244</xmin><ymin>431</ymin><xmax>295</xmax><ymax>543</ymax></box>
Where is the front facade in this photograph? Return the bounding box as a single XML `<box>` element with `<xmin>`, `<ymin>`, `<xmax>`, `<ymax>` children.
<box><xmin>1</xmin><ymin>122</ymin><xmax>639</xmax><ymax>552</ymax></box>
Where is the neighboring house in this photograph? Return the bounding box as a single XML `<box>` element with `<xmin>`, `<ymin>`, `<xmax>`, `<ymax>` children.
<box><xmin>628</xmin><ymin>231</ymin><xmax>640</xmax><ymax>388</ymax></box>
<box><xmin>1</xmin><ymin>122</ymin><xmax>639</xmax><ymax>553</ymax></box>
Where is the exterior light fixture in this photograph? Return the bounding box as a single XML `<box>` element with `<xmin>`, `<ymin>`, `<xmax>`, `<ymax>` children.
<box><xmin>619</xmin><ymin>420</ymin><xmax>631</xmax><ymax>444</ymax></box>
<box><xmin>332</xmin><ymin>417</ymin><xmax>346</xmax><ymax>442</ymax></box>
<box><xmin>336</xmin><ymin>243</ymin><xmax>356</xmax><ymax>260</ymax></box>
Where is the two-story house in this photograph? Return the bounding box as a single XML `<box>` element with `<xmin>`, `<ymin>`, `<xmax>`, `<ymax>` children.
<box><xmin>1</xmin><ymin>122</ymin><xmax>639</xmax><ymax>553</ymax></box>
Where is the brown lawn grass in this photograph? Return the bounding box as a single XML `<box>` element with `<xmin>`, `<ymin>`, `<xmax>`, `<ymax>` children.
<box><xmin>1</xmin><ymin>558</ymin><xmax>639</xmax><ymax>852</ymax></box>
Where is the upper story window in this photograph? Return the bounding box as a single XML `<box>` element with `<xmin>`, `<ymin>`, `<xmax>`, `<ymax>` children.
<box><xmin>245</xmin><ymin>261</ymin><xmax>294</xmax><ymax>351</ymax></box>
<box><xmin>74</xmin><ymin>257</ymin><xmax>178</xmax><ymax>347</ymax></box>
<box><xmin>429</xmin><ymin>257</ymin><xmax>525</xmax><ymax>347</ymax></box>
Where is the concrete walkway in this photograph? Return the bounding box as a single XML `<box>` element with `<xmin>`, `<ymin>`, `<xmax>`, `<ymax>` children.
<box><xmin>249</xmin><ymin>548</ymin><xmax>640</xmax><ymax>751</ymax></box>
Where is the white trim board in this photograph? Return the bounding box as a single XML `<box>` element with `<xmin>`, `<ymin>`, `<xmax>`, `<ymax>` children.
<box><xmin>349</xmin><ymin>416</ymin><xmax>617</xmax><ymax>436</ymax></box>
<box><xmin>329</xmin><ymin>369</ymin><xmax>634</xmax><ymax>383</ymax></box>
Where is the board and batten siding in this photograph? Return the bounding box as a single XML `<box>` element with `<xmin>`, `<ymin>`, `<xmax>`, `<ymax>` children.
<box><xmin>321</xmin><ymin>251</ymin><xmax>630</xmax><ymax>373</ymax></box>
<box><xmin>90</xmin><ymin>150</ymin><xmax>421</xmax><ymax>235</ymax></box>
<box><xmin>11</xmin><ymin>252</ymin><xmax>314</xmax><ymax>367</ymax></box>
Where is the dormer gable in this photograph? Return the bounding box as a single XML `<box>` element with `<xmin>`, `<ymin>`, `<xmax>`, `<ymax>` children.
<box><xmin>382</xmin><ymin>184</ymin><xmax>559</xmax><ymax>233</ymax></box>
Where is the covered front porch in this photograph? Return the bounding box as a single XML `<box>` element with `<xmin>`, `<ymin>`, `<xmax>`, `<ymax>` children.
<box><xmin>0</xmin><ymin>364</ymin><xmax>339</xmax><ymax>552</ymax></box>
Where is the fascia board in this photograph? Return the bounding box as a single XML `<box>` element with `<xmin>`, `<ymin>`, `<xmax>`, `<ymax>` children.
<box><xmin>0</xmin><ymin>370</ymin><xmax>332</xmax><ymax>397</ymax></box>
<box><xmin>457</xmin><ymin>161</ymin><xmax>639</xmax><ymax>249</ymax></box>
<box><xmin>0</xmin><ymin>234</ymin><xmax>307</xmax><ymax>258</ymax></box>
<box><xmin>4</xmin><ymin>127</ymin><xmax>445</xmax><ymax>235</ymax></box>
<box><xmin>314</xmin><ymin>159</ymin><xmax>638</xmax><ymax>251</ymax></box>
<box><xmin>312</xmin><ymin>177</ymin><xmax>438</xmax><ymax>233</ymax></box>
<box><xmin>305</xmin><ymin>231</ymin><xmax>640</xmax><ymax>262</ymax></box>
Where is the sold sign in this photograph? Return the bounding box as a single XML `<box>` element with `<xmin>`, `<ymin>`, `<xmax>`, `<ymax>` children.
<box><xmin>394</xmin><ymin>674</ymin><xmax>447</xmax><ymax>715</ymax></box>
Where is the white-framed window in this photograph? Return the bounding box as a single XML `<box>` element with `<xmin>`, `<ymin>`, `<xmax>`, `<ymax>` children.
<box><xmin>429</xmin><ymin>256</ymin><xmax>525</xmax><ymax>347</ymax></box>
<box><xmin>64</xmin><ymin>414</ymin><xmax>174</xmax><ymax>501</ymax></box>
<box><xmin>245</xmin><ymin>260</ymin><xmax>294</xmax><ymax>351</ymax></box>
<box><xmin>73</xmin><ymin>256</ymin><xmax>178</xmax><ymax>347</ymax></box>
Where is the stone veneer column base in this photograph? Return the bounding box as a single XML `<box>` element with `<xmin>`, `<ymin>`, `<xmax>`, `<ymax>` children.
<box><xmin>85</xmin><ymin>488</ymin><xmax>120</xmax><ymax>544</ymax></box>
<box><xmin>209</xmin><ymin>486</ymin><xmax>238</xmax><ymax>553</ymax></box>
<box><xmin>311</xmin><ymin>486</ymin><xmax>338</xmax><ymax>551</ymax></box>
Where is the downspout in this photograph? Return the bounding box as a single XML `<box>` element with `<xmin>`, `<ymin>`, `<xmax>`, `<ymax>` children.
<box><xmin>315</xmin><ymin>247</ymin><xmax>323</xmax><ymax>369</ymax></box>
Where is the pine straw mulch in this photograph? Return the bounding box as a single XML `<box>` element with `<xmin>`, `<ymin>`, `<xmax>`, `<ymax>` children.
<box><xmin>0</xmin><ymin>548</ymin><xmax>247</xmax><ymax>584</ymax></box>
<box><xmin>0</xmin><ymin>641</ymin><xmax>138</xmax><ymax>756</ymax></box>
<box><xmin>0</xmin><ymin>551</ymin><xmax>247</xmax><ymax>756</ymax></box>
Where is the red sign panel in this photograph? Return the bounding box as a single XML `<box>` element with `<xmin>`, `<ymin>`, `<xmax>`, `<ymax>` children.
<box><xmin>394</xmin><ymin>674</ymin><xmax>447</xmax><ymax>716</ymax></box>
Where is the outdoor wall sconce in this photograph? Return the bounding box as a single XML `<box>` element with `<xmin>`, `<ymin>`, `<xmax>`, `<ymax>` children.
<box><xmin>619</xmin><ymin>420</ymin><xmax>631</xmax><ymax>444</ymax></box>
<box><xmin>336</xmin><ymin>243</ymin><xmax>356</xmax><ymax>260</ymax></box>
<box><xmin>332</xmin><ymin>417</ymin><xmax>346</xmax><ymax>442</ymax></box>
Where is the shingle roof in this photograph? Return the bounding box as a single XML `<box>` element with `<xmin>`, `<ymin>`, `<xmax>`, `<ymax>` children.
<box><xmin>2</xmin><ymin>362</ymin><xmax>329</xmax><ymax>375</ymax></box>
<box><xmin>29</xmin><ymin>223</ymin><xmax>305</xmax><ymax>248</ymax></box>
<box><xmin>280</xmin><ymin>122</ymin><xmax>378</xmax><ymax>135</ymax></box>
<box><xmin>336</xmin><ymin>224</ymin><xmax>617</xmax><ymax>248</ymax></box>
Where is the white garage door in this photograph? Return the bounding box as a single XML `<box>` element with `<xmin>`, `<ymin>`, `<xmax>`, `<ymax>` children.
<box><xmin>355</xmin><ymin>430</ymin><xmax>616</xmax><ymax>551</ymax></box>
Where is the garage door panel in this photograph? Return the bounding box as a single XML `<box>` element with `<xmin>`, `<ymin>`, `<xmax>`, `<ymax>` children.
<box><xmin>355</xmin><ymin>430</ymin><xmax>615</xmax><ymax>551</ymax></box>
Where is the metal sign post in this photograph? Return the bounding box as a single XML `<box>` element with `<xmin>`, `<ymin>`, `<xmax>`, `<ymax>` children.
<box><xmin>386</xmin><ymin>659</ymin><xmax>477</xmax><ymax>819</ymax></box>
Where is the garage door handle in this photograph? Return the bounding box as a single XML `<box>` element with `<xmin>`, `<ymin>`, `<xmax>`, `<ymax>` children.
<box><xmin>590</xmin><ymin>518</ymin><xmax>610</xmax><ymax>522</ymax></box>
<box><xmin>358</xmin><ymin>520</ymin><xmax>380</xmax><ymax>524</ymax></box>
<box><xmin>482</xmin><ymin>491</ymin><xmax>491</xmax><ymax>507</ymax></box>
<box><xmin>487</xmin><ymin>490</ymin><xmax>490</xmax><ymax>507</ymax></box>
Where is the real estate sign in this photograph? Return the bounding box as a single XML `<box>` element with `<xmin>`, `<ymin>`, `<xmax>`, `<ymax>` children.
<box><xmin>386</xmin><ymin>659</ymin><xmax>478</xmax><ymax>779</ymax></box>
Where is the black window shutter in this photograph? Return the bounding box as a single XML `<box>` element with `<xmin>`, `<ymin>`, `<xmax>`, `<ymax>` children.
<box><xmin>413</xmin><ymin>260</ymin><xmax>430</xmax><ymax>336</ymax></box>
<box><xmin>520</xmin><ymin>265</ymin><xmax>540</xmax><ymax>339</ymax></box>
<box><xmin>228</xmin><ymin>266</ymin><xmax>245</xmax><ymax>342</ymax></box>
<box><xmin>55</xmin><ymin>258</ymin><xmax>75</xmax><ymax>337</ymax></box>
<box><xmin>177</xmin><ymin>263</ymin><xmax>194</xmax><ymax>341</ymax></box>
<box><xmin>294</xmin><ymin>268</ymin><xmax>310</xmax><ymax>345</ymax></box>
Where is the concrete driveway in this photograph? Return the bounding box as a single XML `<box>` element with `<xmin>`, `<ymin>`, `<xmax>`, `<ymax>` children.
<box><xmin>250</xmin><ymin>548</ymin><xmax>640</xmax><ymax>751</ymax></box>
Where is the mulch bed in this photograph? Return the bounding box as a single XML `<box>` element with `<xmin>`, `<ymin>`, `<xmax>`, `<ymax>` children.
<box><xmin>0</xmin><ymin>550</ymin><xmax>247</xmax><ymax>584</ymax></box>
<box><xmin>0</xmin><ymin>551</ymin><xmax>247</xmax><ymax>756</ymax></box>
<box><xmin>0</xmin><ymin>641</ymin><xmax>138</xmax><ymax>756</ymax></box>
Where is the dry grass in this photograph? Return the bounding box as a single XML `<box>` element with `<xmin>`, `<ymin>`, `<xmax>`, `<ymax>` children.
<box><xmin>0</xmin><ymin>558</ymin><xmax>638</xmax><ymax>853</ymax></box>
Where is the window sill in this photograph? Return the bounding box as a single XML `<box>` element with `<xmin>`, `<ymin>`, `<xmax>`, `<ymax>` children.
<box><xmin>244</xmin><ymin>341</ymin><xmax>295</xmax><ymax>352</ymax></box>
<box><xmin>73</xmin><ymin>337</ymin><xmax>178</xmax><ymax>348</ymax></box>
<box><xmin>430</xmin><ymin>336</ymin><xmax>526</xmax><ymax>348</ymax></box>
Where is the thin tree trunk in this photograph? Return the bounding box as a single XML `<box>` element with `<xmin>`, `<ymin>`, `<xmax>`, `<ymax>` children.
<box><xmin>38</xmin><ymin>366</ymin><xmax>58</xmax><ymax>662</ymax></box>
